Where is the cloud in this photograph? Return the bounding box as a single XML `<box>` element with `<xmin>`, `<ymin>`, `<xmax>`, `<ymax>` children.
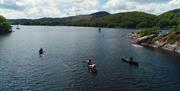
<box><xmin>2</xmin><ymin>0</ymin><xmax>100</xmax><ymax>19</ymax></box>
<box><xmin>130</xmin><ymin>0</ymin><xmax>170</xmax><ymax>3</ymax></box>
<box><xmin>56</xmin><ymin>0</ymin><xmax>100</xmax><ymax>16</ymax></box>
<box><xmin>1</xmin><ymin>0</ymin><xmax>26</xmax><ymax>11</ymax></box>
<box><xmin>104</xmin><ymin>0</ymin><xmax>180</xmax><ymax>15</ymax></box>
<box><xmin>1</xmin><ymin>0</ymin><xmax>180</xmax><ymax>19</ymax></box>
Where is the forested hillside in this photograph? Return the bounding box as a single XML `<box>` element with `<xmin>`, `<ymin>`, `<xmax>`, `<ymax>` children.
<box><xmin>9</xmin><ymin>9</ymin><xmax>180</xmax><ymax>29</ymax></box>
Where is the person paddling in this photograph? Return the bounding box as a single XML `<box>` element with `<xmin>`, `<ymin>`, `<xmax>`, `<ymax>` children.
<box><xmin>87</xmin><ymin>59</ymin><xmax>93</xmax><ymax>65</ymax></box>
<box><xmin>130</xmin><ymin>57</ymin><xmax>133</xmax><ymax>62</ymax></box>
<box><xmin>39</xmin><ymin>48</ymin><xmax>44</xmax><ymax>55</ymax></box>
<box><xmin>87</xmin><ymin>59</ymin><xmax>96</xmax><ymax>69</ymax></box>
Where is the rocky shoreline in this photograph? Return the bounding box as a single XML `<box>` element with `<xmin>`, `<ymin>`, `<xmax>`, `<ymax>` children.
<box><xmin>0</xmin><ymin>28</ymin><xmax>12</xmax><ymax>34</ymax></box>
<box><xmin>128</xmin><ymin>32</ymin><xmax>180</xmax><ymax>54</ymax></box>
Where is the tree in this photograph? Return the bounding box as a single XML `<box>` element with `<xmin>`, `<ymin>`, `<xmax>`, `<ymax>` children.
<box><xmin>171</xmin><ymin>24</ymin><xmax>180</xmax><ymax>32</ymax></box>
<box><xmin>0</xmin><ymin>15</ymin><xmax>11</xmax><ymax>33</ymax></box>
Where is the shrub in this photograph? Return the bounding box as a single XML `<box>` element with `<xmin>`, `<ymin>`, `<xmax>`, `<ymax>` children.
<box><xmin>171</xmin><ymin>24</ymin><xmax>180</xmax><ymax>32</ymax></box>
<box><xmin>138</xmin><ymin>27</ymin><xmax>160</xmax><ymax>37</ymax></box>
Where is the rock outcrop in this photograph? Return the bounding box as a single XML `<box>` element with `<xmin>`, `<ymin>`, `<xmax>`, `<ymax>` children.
<box><xmin>129</xmin><ymin>31</ymin><xmax>180</xmax><ymax>54</ymax></box>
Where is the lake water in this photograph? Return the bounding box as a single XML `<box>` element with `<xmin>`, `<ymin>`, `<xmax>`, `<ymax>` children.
<box><xmin>0</xmin><ymin>26</ymin><xmax>180</xmax><ymax>91</ymax></box>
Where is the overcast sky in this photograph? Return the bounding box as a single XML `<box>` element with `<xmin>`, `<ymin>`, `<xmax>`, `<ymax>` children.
<box><xmin>1</xmin><ymin>0</ymin><xmax>180</xmax><ymax>19</ymax></box>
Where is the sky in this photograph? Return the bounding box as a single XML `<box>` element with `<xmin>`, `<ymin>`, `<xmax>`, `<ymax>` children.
<box><xmin>0</xmin><ymin>0</ymin><xmax>180</xmax><ymax>19</ymax></box>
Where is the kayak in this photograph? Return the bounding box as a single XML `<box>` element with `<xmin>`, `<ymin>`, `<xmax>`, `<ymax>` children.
<box><xmin>39</xmin><ymin>52</ymin><xmax>46</xmax><ymax>57</ymax></box>
<box><xmin>39</xmin><ymin>53</ymin><xmax>44</xmax><ymax>57</ymax></box>
<box><xmin>121</xmin><ymin>58</ymin><xmax>139</xmax><ymax>66</ymax></box>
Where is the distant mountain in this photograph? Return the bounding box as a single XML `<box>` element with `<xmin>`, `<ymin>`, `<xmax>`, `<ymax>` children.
<box><xmin>9</xmin><ymin>11</ymin><xmax>156</xmax><ymax>28</ymax></box>
<box><xmin>9</xmin><ymin>11</ymin><xmax>111</xmax><ymax>26</ymax></box>
<box><xmin>60</xmin><ymin>11</ymin><xmax>110</xmax><ymax>21</ymax></box>
<box><xmin>8</xmin><ymin>9</ymin><xmax>180</xmax><ymax>28</ymax></box>
<box><xmin>158</xmin><ymin>9</ymin><xmax>180</xmax><ymax>28</ymax></box>
<box><xmin>91</xmin><ymin>11</ymin><xmax>158</xmax><ymax>28</ymax></box>
<box><xmin>90</xmin><ymin>11</ymin><xmax>111</xmax><ymax>18</ymax></box>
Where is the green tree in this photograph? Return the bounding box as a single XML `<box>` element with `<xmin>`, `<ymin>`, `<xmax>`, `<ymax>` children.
<box><xmin>171</xmin><ymin>24</ymin><xmax>180</xmax><ymax>32</ymax></box>
<box><xmin>0</xmin><ymin>15</ymin><xmax>11</xmax><ymax>33</ymax></box>
<box><xmin>138</xmin><ymin>27</ymin><xmax>160</xmax><ymax>37</ymax></box>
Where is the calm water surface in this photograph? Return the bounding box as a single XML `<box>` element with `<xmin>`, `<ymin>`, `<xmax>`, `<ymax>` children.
<box><xmin>0</xmin><ymin>26</ymin><xmax>180</xmax><ymax>91</ymax></box>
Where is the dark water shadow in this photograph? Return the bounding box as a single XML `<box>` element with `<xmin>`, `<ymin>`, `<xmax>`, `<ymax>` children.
<box><xmin>122</xmin><ymin>62</ymin><xmax>139</xmax><ymax>70</ymax></box>
<box><xmin>144</xmin><ymin>46</ymin><xmax>180</xmax><ymax>57</ymax></box>
<box><xmin>120</xmin><ymin>57</ymin><xmax>139</xmax><ymax>68</ymax></box>
<box><xmin>128</xmin><ymin>63</ymin><xmax>139</xmax><ymax>68</ymax></box>
<box><xmin>0</xmin><ymin>32</ymin><xmax>12</xmax><ymax>37</ymax></box>
<box><xmin>0</xmin><ymin>33</ymin><xmax>13</xmax><ymax>45</ymax></box>
<box><xmin>88</xmin><ymin>69</ymin><xmax>98</xmax><ymax>76</ymax></box>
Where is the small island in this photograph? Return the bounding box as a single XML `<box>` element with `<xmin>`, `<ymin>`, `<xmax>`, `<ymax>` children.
<box><xmin>129</xmin><ymin>25</ymin><xmax>180</xmax><ymax>53</ymax></box>
<box><xmin>0</xmin><ymin>15</ymin><xmax>12</xmax><ymax>34</ymax></box>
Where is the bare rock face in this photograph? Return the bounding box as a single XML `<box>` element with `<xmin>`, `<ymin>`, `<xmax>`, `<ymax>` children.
<box><xmin>153</xmin><ymin>40</ymin><xmax>167</xmax><ymax>48</ymax></box>
<box><xmin>136</xmin><ymin>34</ymin><xmax>156</xmax><ymax>44</ymax></box>
<box><xmin>128</xmin><ymin>33</ymin><xmax>156</xmax><ymax>44</ymax></box>
<box><xmin>162</xmin><ymin>42</ymin><xmax>178</xmax><ymax>52</ymax></box>
<box><xmin>175</xmin><ymin>45</ymin><xmax>180</xmax><ymax>53</ymax></box>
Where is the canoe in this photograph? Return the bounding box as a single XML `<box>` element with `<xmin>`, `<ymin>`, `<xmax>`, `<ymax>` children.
<box><xmin>85</xmin><ymin>61</ymin><xmax>97</xmax><ymax>73</ymax></box>
<box><xmin>87</xmin><ymin>64</ymin><xmax>97</xmax><ymax>72</ymax></box>
<box><xmin>16</xmin><ymin>26</ymin><xmax>20</xmax><ymax>29</ymax></box>
<box><xmin>121</xmin><ymin>58</ymin><xmax>139</xmax><ymax>66</ymax></box>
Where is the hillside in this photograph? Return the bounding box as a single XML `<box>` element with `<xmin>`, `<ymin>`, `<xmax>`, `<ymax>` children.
<box><xmin>91</xmin><ymin>12</ymin><xmax>158</xmax><ymax>28</ymax></box>
<box><xmin>158</xmin><ymin>9</ymin><xmax>180</xmax><ymax>28</ymax></box>
<box><xmin>8</xmin><ymin>9</ymin><xmax>180</xmax><ymax>29</ymax></box>
<box><xmin>9</xmin><ymin>11</ymin><xmax>157</xmax><ymax>28</ymax></box>
<box><xmin>9</xmin><ymin>11</ymin><xmax>111</xmax><ymax>26</ymax></box>
<box><xmin>90</xmin><ymin>11</ymin><xmax>111</xmax><ymax>19</ymax></box>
